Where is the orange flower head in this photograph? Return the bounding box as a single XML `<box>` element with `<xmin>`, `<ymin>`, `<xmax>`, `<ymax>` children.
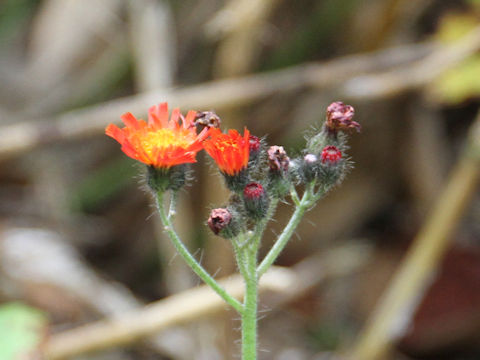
<box><xmin>105</xmin><ymin>103</ymin><xmax>209</xmax><ymax>168</ymax></box>
<box><xmin>203</xmin><ymin>128</ymin><xmax>250</xmax><ymax>176</ymax></box>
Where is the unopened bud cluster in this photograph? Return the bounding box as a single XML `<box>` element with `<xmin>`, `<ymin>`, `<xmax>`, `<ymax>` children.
<box><xmin>297</xmin><ymin>101</ymin><xmax>359</xmax><ymax>187</ymax></box>
<box><xmin>206</xmin><ymin>101</ymin><xmax>358</xmax><ymax>239</ymax></box>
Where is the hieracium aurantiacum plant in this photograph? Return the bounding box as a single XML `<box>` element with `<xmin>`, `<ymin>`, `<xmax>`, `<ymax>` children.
<box><xmin>105</xmin><ymin>101</ymin><xmax>360</xmax><ymax>360</ymax></box>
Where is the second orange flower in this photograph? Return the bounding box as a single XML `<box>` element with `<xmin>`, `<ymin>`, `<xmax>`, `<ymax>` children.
<box><xmin>203</xmin><ymin>128</ymin><xmax>251</xmax><ymax>176</ymax></box>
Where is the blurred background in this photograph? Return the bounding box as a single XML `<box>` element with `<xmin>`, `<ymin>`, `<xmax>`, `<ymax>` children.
<box><xmin>0</xmin><ymin>0</ymin><xmax>479</xmax><ymax>359</ymax></box>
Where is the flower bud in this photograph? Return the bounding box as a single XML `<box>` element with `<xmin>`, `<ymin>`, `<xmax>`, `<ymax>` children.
<box><xmin>325</xmin><ymin>101</ymin><xmax>360</xmax><ymax>133</ymax></box>
<box><xmin>267</xmin><ymin>146</ymin><xmax>291</xmax><ymax>198</ymax></box>
<box><xmin>248</xmin><ymin>135</ymin><xmax>262</xmax><ymax>167</ymax></box>
<box><xmin>249</xmin><ymin>135</ymin><xmax>261</xmax><ymax>156</ymax></box>
<box><xmin>243</xmin><ymin>182</ymin><xmax>269</xmax><ymax>220</ymax></box>
<box><xmin>207</xmin><ymin>208</ymin><xmax>239</xmax><ymax>239</ymax></box>
<box><xmin>321</xmin><ymin>145</ymin><xmax>342</xmax><ymax>164</ymax></box>
<box><xmin>319</xmin><ymin>145</ymin><xmax>346</xmax><ymax>187</ymax></box>
<box><xmin>194</xmin><ymin>111</ymin><xmax>221</xmax><ymax>129</ymax></box>
<box><xmin>299</xmin><ymin>154</ymin><xmax>320</xmax><ymax>183</ymax></box>
<box><xmin>267</xmin><ymin>146</ymin><xmax>289</xmax><ymax>173</ymax></box>
<box><xmin>304</xmin><ymin>153</ymin><xmax>318</xmax><ymax>164</ymax></box>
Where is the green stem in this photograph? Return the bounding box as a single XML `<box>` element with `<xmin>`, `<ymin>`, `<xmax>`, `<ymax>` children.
<box><xmin>232</xmin><ymin>233</ymin><xmax>249</xmax><ymax>279</ymax></box>
<box><xmin>167</xmin><ymin>190</ymin><xmax>178</xmax><ymax>220</ymax></box>
<box><xmin>252</xmin><ymin>198</ymin><xmax>279</xmax><ymax>250</ymax></box>
<box><xmin>241</xmin><ymin>245</ymin><xmax>258</xmax><ymax>360</ymax></box>
<box><xmin>257</xmin><ymin>185</ymin><xmax>315</xmax><ymax>278</ymax></box>
<box><xmin>239</xmin><ymin>197</ymin><xmax>281</xmax><ymax>360</ymax></box>
<box><xmin>155</xmin><ymin>191</ymin><xmax>244</xmax><ymax>314</ymax></box>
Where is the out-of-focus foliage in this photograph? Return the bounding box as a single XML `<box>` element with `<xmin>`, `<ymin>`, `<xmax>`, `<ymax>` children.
<box><xmin>0</xmin><ymin>303</ymin><xmax>47</xmax><ymax>360</ymax></box>
<box><xmin>0</xmin><ymin>0</ymin><xmax>38</xmax><ymax>44</ymax></box>
<box><xmin>430</xmin><ymin>8</ymin><xmax>480</xmax><ymax>103</ymax></box>
<box><xmin>431</xmin><ymin>55</ymin><xmax>480</xmax><ymax>104</ymax></box>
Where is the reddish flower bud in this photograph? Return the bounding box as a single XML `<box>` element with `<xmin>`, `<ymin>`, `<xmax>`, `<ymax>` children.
<box><xmin>243</xmin><ymin>182</ymin><xmax>269</xmax><ymax>220</ymax></box>
<box><xmin>321</xmin><ymin>145</ymin><xmax>342</xmax><ymax>164</ymax></box>
<box><xmin>208</xmin><ymin>208</ymin><xmax>238</xmax><ymax>239</ymax></box>
<box><xmin>325</xmin><ymin>101</ymin><xmax>360</xmax><ymax>133</ymax></box>
<box><xmin>249</xmin><ymin>135</ymin><xmax>261</xmax><ymax>153</ymax></box>
<box><xmin>267</xmin><ymin>146</ymin><xmax>289</xmax><ymax>173</ymax></box>
<box><xmin>244</xmin><ymin>182</ymin><xmax>265</xmax><ymax>199</ymax></box>
<box><xmin>249</xmin><ymin>135</ymin><xmax>261</xmax><ymax>160</ymax></box>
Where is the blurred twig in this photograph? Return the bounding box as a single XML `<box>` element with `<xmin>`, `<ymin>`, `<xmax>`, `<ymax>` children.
<box><xmin>0</xmin><ymin>41</ymin><xmax>433</xmax><ymax>159</ymax></box>
<box><xmin>205</xmin><ymin>0</ymin><xmax>278</xmax><ymax>40</ymax></box>
<box><xmin>5</xmin><ymin>24</ymin><xmax>480</xmax><ymax>159</ymax></box>
<box><xmin>346</xmin><ymin>114</ymin><xmax>480</xmax><ymax>360</ymax></box>
<box><xmin>44</xmin><ymin>243</ymin><xmax>371</xmax><ymax>359</ymax></box>
<box><xmin>128</xmin><ymin>0</ymin><xmax>174</xmax><ymax>91</ymax></box>
<box><xmin>26</xmin><ymin>0</ymin><xmax>123</xmax><ymax>90</ymax></box>
<box><xmin>342</xmin><ymin>25</ymin><xmax>480</xmax><ymax>99</ymax></box>
<box><xmin>207</xmin><ymin>0</ymin><xmax>281</xmax><ymax>77</ymax></box>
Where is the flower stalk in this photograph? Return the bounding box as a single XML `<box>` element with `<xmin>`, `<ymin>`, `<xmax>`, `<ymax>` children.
<box><xmin>155</xmin><ymin>191</ymin><xmax>244</xmax><ymax>314</ymax></box>
<box><xmin>242</xmin><ymin>244</ymin><xmax>258</xmax><ymax>360</ymax></box>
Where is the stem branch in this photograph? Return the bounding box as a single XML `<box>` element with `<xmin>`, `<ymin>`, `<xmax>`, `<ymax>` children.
<box><xmin>155</xmin><ymin>191</ymin><xmax>244</xmax><ymax>314</ymax></box>
<box><xmin>257</xmin><ymin>187</ymin><xmax>314</xmax><ymax>278</ymax></box>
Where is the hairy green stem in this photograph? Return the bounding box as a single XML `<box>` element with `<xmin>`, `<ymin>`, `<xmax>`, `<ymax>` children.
<box><xmin>252</xmin><ymin>198</ymin><xmax>279</xmax><ymax>250</ymax></box>
<box><xmin>167</xmin><ymin>190</ymin><xmax>178</xmax><ymax>220</ymax></box>
<box><xmin>232</xmin><ymin>233</ymin><xmax>249</xmax><ymax>279</ymax></box>
<box><xmin>241</xmin><ymin>245</ymin><xmax>258</xmax><ymax>360</ymax></box>
<box><xmin>257</xmin><ymin>186</ymin><xmax>315</xmax><ymax>278</ymax></box>
<box><xmin>155</xmin><ymin>191</ymin><xmax>244</xmax><ymax>313</ymax></box>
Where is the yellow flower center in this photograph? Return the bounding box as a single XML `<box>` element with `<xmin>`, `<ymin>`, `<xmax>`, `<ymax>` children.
<box><xmin>217</xmin><ymin>139</ymin><xmax>239</xmax><ymax>152</ymax></box>
<box><xmin>141</xmin><ymin>129</ymin><xmax>192</xmax><ymax>155</ymax></box>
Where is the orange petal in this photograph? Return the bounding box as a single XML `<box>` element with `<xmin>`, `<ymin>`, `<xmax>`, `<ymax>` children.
<box><xmin>121</xmin><ymin>112</ymin><xmax>141</xmax><ymax>129</ymax></box>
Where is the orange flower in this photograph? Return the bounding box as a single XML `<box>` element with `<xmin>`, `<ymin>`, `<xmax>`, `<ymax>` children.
<box><xmin>203</xmin><ymin>128</ymin><xmax>250</xmax><ymax>176</ymax></box>
<box><xmin>106</xmin><ymin>103</ymin><xmax>209</xmax><ymax>168</ymax></box>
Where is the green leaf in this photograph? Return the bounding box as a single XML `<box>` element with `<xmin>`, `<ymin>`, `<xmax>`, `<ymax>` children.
<box><xmin>0</xmin><ymin>303</ymin><xmax>47</xmax><ymax>360</ymax></box>
<box><xmin>434</xmin><ymin>13</ymin><xmax>478</xmax><ymax>44</ymax></box>
<box><xmin>430</xmin><ymin>55</ymin><xmax>480</xmax><ymax>104</ymax></box>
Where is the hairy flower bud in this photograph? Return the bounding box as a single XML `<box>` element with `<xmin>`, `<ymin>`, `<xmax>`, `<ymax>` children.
<box><xmin>318</xmin><ymin>145</ymin><xmax>347</xmax><ymax>187</ymax></box>
<box><xmin>243</xmin><ymin>182</ymin><xmax>269</xmax><ymax>220</ymax></box>
<box><xmin>321</xmin><ymin>145</ymin><xmax>342</xmax><ymax>164</ymax></box>
<box><xmin>299</xmin><ymin>154</ymin><xmax>319</xmax><ymax>183</ymax></box>
<box><xmin>249</xmin><ymin>135</ymin><xmax>261</xmax><ymax>154</ymax></box>
<box><xmin>267</xmin><ymin>146</ymin><xmax>291</xmax><ymax>198</ymax></box>
<box><xmin>267</xmin><ymin>146</ymin><xmax>289</xmax><ymax>173</ymax></box>
<box><xmin>194</xmin><ymin>111</ymin><xmax>221</xmax><ymax>129</ymax></box>
<box><xmin>207</xmin><ymin>208</ymin><xmax>239</xmax><ymax>239</ymax></box>
<box><xmin>248</xmin><ymin>135</ymin><xmax>261</xmax><ymax>162</ymax></box>
<box><xmin>304</xmin><ymin>154</ymin><xmax>318</xmax><ymax>164</ymax></box>
<box><xmin>325</xmin><ymin>101</ymin><xmax>360</xmax><ymax>133</ymax></box>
